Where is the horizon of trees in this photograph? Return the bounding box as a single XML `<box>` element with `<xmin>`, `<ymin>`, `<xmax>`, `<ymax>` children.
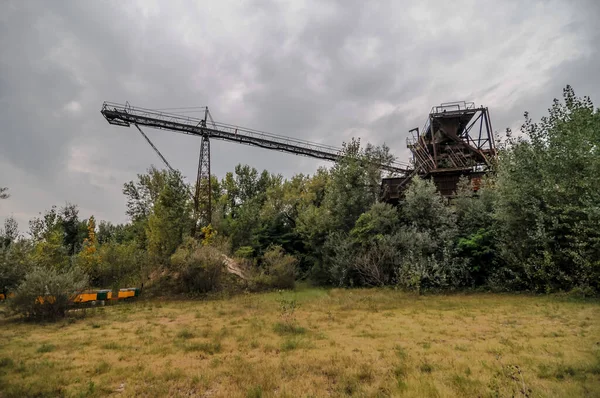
<box><xmin>1</xmin><ymin>85</ymin><xmax>599</xmax><ymax>319</ymax></box>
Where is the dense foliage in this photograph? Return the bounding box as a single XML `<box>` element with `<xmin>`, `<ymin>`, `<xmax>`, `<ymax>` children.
<box><xmin>0</xmin><ymin>86</ymin><xmax>598</xmax><ymax>320</ymax></box>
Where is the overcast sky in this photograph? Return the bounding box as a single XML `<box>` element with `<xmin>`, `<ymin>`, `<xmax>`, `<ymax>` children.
<box><xmin>1</xmin><ymin>0</ymin><xmax>599</xmax><ymax>232</ymax></box>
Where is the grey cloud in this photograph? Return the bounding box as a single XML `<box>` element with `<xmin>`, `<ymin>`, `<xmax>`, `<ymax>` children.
<box><xmin>1</xmin><ymin>0</ymin><xmax>599</xmax><ymax>231</ymax></box>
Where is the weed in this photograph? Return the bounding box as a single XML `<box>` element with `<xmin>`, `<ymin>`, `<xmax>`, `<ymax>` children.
<box><xmin>394</xmin><ymin>345</ymin><xmax>408</xmax><ymax>359</ymax></box>
<box><xmin>246</xmin><ymin>385</ymin><xmax>263</xmax><ymax>398</ymax></box>
<box><xmin>85</xmin><ymin>381</ymin><xmax>96</xmax><ymax>396</ymax></box>
<box><xmin>184</xmin><ymin>342</ymin><xmax>222</xmax><ymax>354</ymax></box>
<box><xmin>420</xmin><ymin>362</ymin><xmax>433</xmax><ymax>373</ymax></box>
<box><xmin>95</xmin><ymin>360</ymin><xmax>111</xmax><ymax>374</ymax></box>
<box><xmin>162</xmin><ymin>368</ymin><xmax>186</xmax><ymax>382</ymax></box>
<box><xmin>277</xmin><ymin>297</ymin><xmax>298</xmax><ymax>324</ymax></box>
<box><xmin>102</xmin><ymin>342</ymin><xmax>122</xmax><ymax>350</ymax></box>
<box><xmin>177</xmin><ymin>329</ymin><xmax>195</xmax><ymax>339</ymax></box>
<box><xmin>0</xmin><ymin>357</ymin><xmax>14</xmax><ymax>368</ymax></box>
<box><xmin>273</xmin><ymin>322</ymin><xmax>306</xmax><ymax>335</ymax></box>
<box><xmin>418</xmin><ymin>341</ymin><xmax>431</xmax><ymax>349</ymax></box>
<box><xmin>37</xmin><ymin>343</ymin><xmax>56</xmax><ymax>353</ymax></box>
<box><xmin>281</xmin><ymin>338</ymin><xmax>300</xmax><ymax>352</ymax></box>
<box><xmin>356</xmin><ymin>363</ymin><xmax>374</xmax><ymax>382</ymax></box>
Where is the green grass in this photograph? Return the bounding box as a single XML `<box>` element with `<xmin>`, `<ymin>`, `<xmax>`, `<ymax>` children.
<box><xmin>0</xmin><ymin>288</ymin><xmax>598</xmax><ymax>397</ymax></box>
<box><xmin>272</xmin><ymin>322</ymin><xmax>306</xmax><ymax>335</ymax></box>
<box><xmin>176</xmin><ymin>329</ymin><xmax>195</xmax><ymax>339</ymax></box>
<box><xmin>184</xmin><ymin>342</ymin><xmax>222</xmax><ymax>354</ymax></box>
<box><xmin>36</xmin><ymin>343</ymin><xmax>55</xmax><ymax>353</ymax></box>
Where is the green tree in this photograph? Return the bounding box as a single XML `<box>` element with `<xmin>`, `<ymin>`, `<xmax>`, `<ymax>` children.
<box><xmin>76</xmin><ymin>216</ymin><xmax>101</xmax><ymax>280</ymax></box>
<box><xmin>324</xmin><ymin>139</ymin><xmax>381</xmax><ymax>232</ymax></box>
<box><xmin>0</xmin><ymin>239</ymin><xmax>32</xmax><ymax>298</ymax></box>
<box><xmin>0</xmin><ymin>187</ymin><xmax>9</xmax><ymax>200</ymax></box>
<box><xmin>59</xmin><ymin>203</ymin><xmax>86</xmax><ymax>256</ymax></box>
<box><xmin>401</xmin><ymin>176</ymin><xmax>455</xmax><ymax>235</ymax></box>
<box><xmin>96</xmin><ymin>221</ymin><xmax>135</xmax><ymax>244</ymax></box>
<box><xmin>93</xmin><ymin>242</ymin><xmax>148</xmax><ymax>289</ymax></box>
<box><xmin>123</xmin><ymin>166</ymin><xmax>172</xmax><ymax>221</ymax></box>
<box><xmin>146</xmin><ymin>170</ymin><xmax>192</xmax><ymax>262</ymax></box>
<box><xmin>1</xmin><ymin>216</ymin><xmax>19</xmax><ymax>248</ymax></box>
<box><xmin>30</xmin><ymin>230</ymin><xmax>70</xmax><ymax>270</ymax></box>
<box><xmin>453</xmin><ymin>177</ymin><xmax>498</xmax><ymax>285</ymax></box>
<box><xmin>351</xmin><ymin>202</ymin><xmax>400</xmax><ymax>244</ymax></box>
<box><xmin>494</xmin><ymin>86</ymin><xmax>600</xmax><ymax>292</ymax></box>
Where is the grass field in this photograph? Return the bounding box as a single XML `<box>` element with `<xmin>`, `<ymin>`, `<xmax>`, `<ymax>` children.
<box><xmin>0</xmin><ymin>288</ymin><xmax>599</xmax><ymax>397</ymax></box>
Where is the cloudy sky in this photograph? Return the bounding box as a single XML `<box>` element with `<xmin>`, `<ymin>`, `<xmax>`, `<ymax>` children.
<box><xmin>1</xmin><ymin>0</ymin><xmax>599</xmax><ymax>232</ymax></box>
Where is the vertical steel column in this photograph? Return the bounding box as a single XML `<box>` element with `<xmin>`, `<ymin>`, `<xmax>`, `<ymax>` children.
<box><xmin>194</xmin><ymin>135</ymin><xmax>211</xmax><ymax>227</ymax></box>
<box><xmin>429</xmin><ymin>115</ymin><xmax>437</xmax><ymax>170</ymax></box>
<box><xmin>192</xmin><ymin>110</ymin><xmax>212</xmax><ymax>237</ymax></box>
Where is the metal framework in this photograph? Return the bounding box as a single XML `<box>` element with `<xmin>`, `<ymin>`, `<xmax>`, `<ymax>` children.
<box><xmin>194</xmin><ymin>135</ymin><xmax>211</xmax><ymax>226</ymax></box>
<box><xmin>382</xmin><ymin>101</ymin><xmax>497</xmax><ymax>201</ymax></box>
<box><xmin>101</xmin><ymin>101</ymin><xmax>410</xmax><ymax>230</ymax></box>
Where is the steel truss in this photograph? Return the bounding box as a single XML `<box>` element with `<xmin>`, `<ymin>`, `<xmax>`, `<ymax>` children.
<box><xmin>101</xmin><ymin>101</ymin><xmax>409</xmax><ymax>231</ymax></box>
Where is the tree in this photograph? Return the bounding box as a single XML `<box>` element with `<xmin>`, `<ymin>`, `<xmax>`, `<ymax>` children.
<box><xmin>401</xmin><ymin>176</ymin><xmax>455</xmax><ymax>235</ymax></box>
<box><xmin>77</xmin><ymin>216</ymin><xmax>101</xmax><ymax>280</ymax></box>
<box><xmin>146</xmin><ymin>169</ymin><xmax>192</xmax><ymax>262</ymax></box>
<box><xmin>123</xmin><ymin>166</ymin><xmax>171</xmax><ymax>221</ymax></box>
<box><xmin>1</xmin><ymin>216</ymin><xmax>19</xmax><ymax>248</ymax></box>
<box><xmin>351</xmin><ymin>202</ymin><xmax>400</xmax><ymax>244</ymax></box>
<box><xmin>59</xmin><ymin>203</ymin><xmax>86</xmax><ymax>256</ymax></box>
<box><xmin>494</xmin><ymin>86</ymin><xmax>600</xmax><ymax>292</ymax></box>
<box><xmin>93</xmin><ymin>242</ymin><xmax>148</xmax><ymax>289</ymax></box>
<box><xmin>27</xmin><ymin>204</ymin><xmax>86</xmax><ymax>256</ymax></box>
<box><xmin>324</xmin><ymin>139</ymin><xmax>377</xmax><ymax>232</ymax></box>
<box><xmin>453</xmin><ymin>177</ymin><xmax>499</xmax><ymax>286</ymax></box>
<box><xmin>124</xmin><ymin>167</ymin><xmax>192</xmax><ymax>251</ymax></box>
<box><xmin>0</xmin><ymin>240</ymin><xmax>32</xmax><ymax>298</ymax></box>
<box><xmin>0</xmin><ymin>187</ymin><xmax>8</xmax><ymax>200</ymax></box>
<box><xmin>97</xmin><ymin>221</ymin><xmax>134</xmax><ymax>244</ymax></box>
<box><xmin>30</xmin><ymin>230</ymin><xmax>70</xmax><ymax>270</ymax></box>
<box><xmin>29</xmin><ymin>206</ymin><xmax>59</xmax><ymax>241</ymax></box>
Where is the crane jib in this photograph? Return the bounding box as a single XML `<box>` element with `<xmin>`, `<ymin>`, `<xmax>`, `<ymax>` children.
<box><xmin>100</xmin><ymin>103</ymin><xmax>410</xmax><ymax>175</ymax></box>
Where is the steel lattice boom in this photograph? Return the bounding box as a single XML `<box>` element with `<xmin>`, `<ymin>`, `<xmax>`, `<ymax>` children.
<box><xmin>100</xmin><ymin>102</ymin><xmax>410</xmax><ymax>175</ymax></box>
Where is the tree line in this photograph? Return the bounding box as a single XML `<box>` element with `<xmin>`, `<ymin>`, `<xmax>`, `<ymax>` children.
<box><xmin>1</xmin><ymin>86</ymin><xmax>598</xmax><ymax>318</ymax></box>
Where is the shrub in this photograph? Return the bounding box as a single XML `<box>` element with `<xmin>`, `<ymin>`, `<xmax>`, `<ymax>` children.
<box><xmin>352</xmin><ymin>234</ymin><xmax>403</xmax><ymax>286</ymax></box>
<box><xmin>78</xmin><ymin>242</ymin><xmax>147</xmax><ymax>289</ymax></box>
<box><xmin>10</xmin><ymin>267</ymin><xmax>88</xmax><ymax>320</ymax></box>
<box><xmin>171</xmin><ymin>238</ymin><xmax>224</xmax><ymax>293</ymax></box>
<box><xmin>235</xmin><ymin>246</ymin><xmax>254</xmax><ymax>259</ymax></box>
<box><xmin>0</xmin><ymin>240</ymin><xmax>32</xmax><ymax>298</ymax></box>
<box><xmin>252</xmin><ymin>246</ymin><xmax>297</xmax><ymax>290</ymax></box>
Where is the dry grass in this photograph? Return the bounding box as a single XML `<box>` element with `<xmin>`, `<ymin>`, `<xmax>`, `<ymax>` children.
<box><xmin>0</xmin><ymin>288</ymin><xmax>599</xmax><ymax>397</ymax></box>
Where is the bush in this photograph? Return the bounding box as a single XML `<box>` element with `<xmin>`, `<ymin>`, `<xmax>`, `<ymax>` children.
<box><xmin>10</xmin><ymin>267</ymin><xmax>88</xmax><ymax>320</ymax></box>
<box><xmin>171</xmin><ymin>238</ymin><xmax>224</xmax><ymax>293</ymax></box>
<box><xmin>0</xmin><ymin>240</ymin><xmax>32</xmax><ymax>298</ymax></box>
<box><xmin>90</xmin><ymin>242</ymin><xmax>147</xmax><ymax>289</ymax></box>
<box><xmin>252</xmin><ymin>246</ymin><xmax>297</xmax><ymax>290</ymax></box>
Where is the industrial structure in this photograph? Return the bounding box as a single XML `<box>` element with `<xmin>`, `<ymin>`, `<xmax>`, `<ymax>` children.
<box><xmin>101</xmin><ymin>102</ymin><xmax>410</xmax><ymax>233</ymax></box>
<box><xmin>381</xmin><ymin>101</ymin><xmax>496</xmax><ymax>202</ymax></box>
<box><xmin>101</xmin><ymin>100</ymin><xmax>496</xmax><ymax>231</ymax></box>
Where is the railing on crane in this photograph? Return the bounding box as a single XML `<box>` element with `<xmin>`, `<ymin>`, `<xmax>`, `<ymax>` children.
<box><xmin>100</xmin><ymin>102</ymin><xmax>410</xmax><ymax>175</ymax></box>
